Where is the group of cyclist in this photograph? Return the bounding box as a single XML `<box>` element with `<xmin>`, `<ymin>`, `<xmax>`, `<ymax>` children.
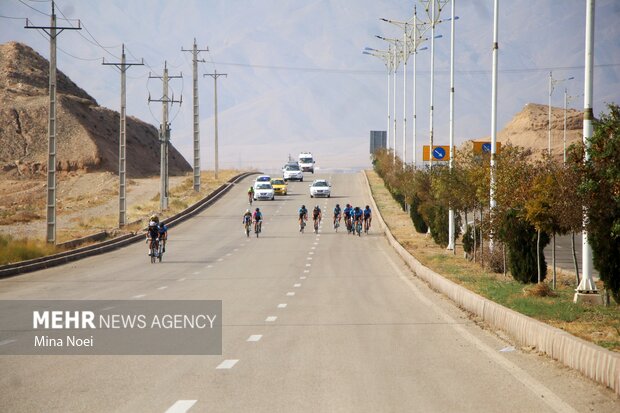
<box><xmin>243</xmin><ymin>207</ymin><xmax>263</xmax><ymax>236</ymax></box>
<box><xmin>146</xmin><ymin>215</ymin><xmax>168</xmax><ymax>257</ymax></box>
<box><xmin>335</xmin><ymin>203</ymin><xmax>372</xmax><ymax>235</ymax></box>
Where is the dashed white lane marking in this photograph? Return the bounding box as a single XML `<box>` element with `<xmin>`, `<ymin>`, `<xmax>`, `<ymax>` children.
<box><xmin>265</xmin><ymin>316</ymin><xmax>277</xmax><ymax>322</ymax></box>
<box><xmin>132</xmin><ymin>294</ymin><xmax>146</xmax><ymax>299</ymax></box>
<box><xmin>277</xmin><ymin>303</ymin><xmax>287</xmax><ymax>308</ymax></box>
<box><xmin>304</xmin><ymin>270</ymin><xmax>310</xmax><ymax>273</ymax></box>
<box><xmin>178</xmin><ymin>278</ymin><xmax>186</xmax><ymax>282</ymax></box>
<box><xmin>286</xmin><ymin>292</ymin><xmax>295</xmax><ymax>296</ymax></box>
<box><xmin>226</xmin><ymin>253</ymin><xmax>232</xmax><ymax>256</ymax></box>
<box><xmin>207</xmin><ymin>265</ymin><xmax>213</xmax><ymax>268</ymax></box>
<box><xmin>307</xmin><ymin>257</ymin><xmax>312</xmax><ymax>260</ymax></box>
<box><xmin>234</xmin><ymin>248</ymin><xmax>239</xmax><ymax>252</ymax></box>
<box><xmin>192</xmin><ymin>271</ymin><xmax>200</xmax><ymax>275</ymax></box>
<box><xmin>247</xmin><ymin>335</ymin><xmax>262</xmax><ymax>342</ymax></box>
<box><xmin>308</xmin><ymin>251</ymin><xmax>314</xmax><ymax>255</ymax></box>
<box><xmin>305</xmin><ymin>264</ymin><xmax>311</xmax><ymax>267</ymax></box>
<box><xmin>217</xmin><ymin>258</ymin><xmax>224</xmax><ymax>262</ymax></box>
<box><xmin>101</xmin><ymin>306</ymin><xmax>115</xmax><ymax>311</ymax></box>
<box><xmin>157</xmin><ymin>286</ymin><xmax>168</xmax><ymax>290</ymax></box>
<box><xmin>0</xmin><ymin>339</ymin><xmax>16</xmax><ymax>346</ymax></box>
<box><xmin>300</xmin><ymin>276</ymin><xmax>307</xmax><ymax>280</ymax></box>
<box><xmin>240</xmin><ymin>244</ymin><xmax>245</xmax><ymax>247</ymax></box>
<box><xmin>313</xmin><ymin>242</ymin><xmax>319</xmax><ymax>245</ymax></box>
<box><xmin>164</xmin><ymin>400</ymin><xmax>197</xmax><ymax>413</ymax></box>
<box><xmin>216</xmin><ymin>359</ymin><xmax>239</xmax><ymax>369</ymax></box>
<box><xmin>311</xmin><ymin>246</ymin><xmax>316</xmax><ymax>250</ymax></box>
<box><xmin>294</xmin><ymin>283</ymin><xmax>301</xmax><ymax>287</ymax></box>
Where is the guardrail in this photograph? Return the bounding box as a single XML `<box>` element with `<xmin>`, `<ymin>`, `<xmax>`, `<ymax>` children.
<box><xmin>362</xmin><ymin>170</ymin><xmax>620</xmax><ymax>396</ymax></box>
<box><xmin>0</xmin><ymin>171</ymin><xmax>258</xmax><ymax>279</ymax></box>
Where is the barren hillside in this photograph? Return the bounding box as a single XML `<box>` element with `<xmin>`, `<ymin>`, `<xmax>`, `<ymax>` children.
<box><xmin>0</xmin><ymin>41</ymin><xmax>190</xmax><ymax>177</ymax></box>
<box><xmin>470</xmin><ymin>102</ymin><xmax>583</xmax><ymax>159</ymax></box>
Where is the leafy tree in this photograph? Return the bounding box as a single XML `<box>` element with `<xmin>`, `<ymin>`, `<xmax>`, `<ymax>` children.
<box><xmin>580</xmin><ymin>103</ymin><xmax>620</xmax><ymax>303</ymax></box>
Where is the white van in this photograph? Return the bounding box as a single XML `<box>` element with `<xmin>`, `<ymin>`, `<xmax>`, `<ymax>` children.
<box><xmin>298</xmin><ymin>152</ymin><xmax>315</xmax><ymax>174</ymax></box>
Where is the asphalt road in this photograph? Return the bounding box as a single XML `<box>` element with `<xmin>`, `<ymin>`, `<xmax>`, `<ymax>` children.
<box><xmin>0</xmin><ymin>173</ymin><xmax>618</xmax><ymax>413</ymax></box>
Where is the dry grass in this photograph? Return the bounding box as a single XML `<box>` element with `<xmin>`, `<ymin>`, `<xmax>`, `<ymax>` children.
<box><xmin>367</xmin><ymin>169</ymin><xmax>620</xmax><ymax>352</ymax></box>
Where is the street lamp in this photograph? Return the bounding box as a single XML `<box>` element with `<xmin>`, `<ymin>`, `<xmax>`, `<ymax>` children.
<box><xmin>563</xmin><ymin>89</ymin><xmax>581</xmax><ymax>164</ymax></box>
<box><xmin>375</xmin><ymin>35</ymin><xmax>402</xmax><ymax>164</ymax></box>
<box><xmin>548</xmin><ymin>71</ymin><xmax>574</xmax><ymax>155</ymax></box>
<box><xmin>381</xmin><ymin>5</ymin><xmax>430</xmax><ymax>168</ymax></box>
<box><xmin>422</xmin><ymin>0</ymin><xmax>450</xmax><ymax>170</ymax></box>
<box><xmin>363</xmin><ymin>47</ymin><xmax>393</xmax><ymax>157</ymax></box>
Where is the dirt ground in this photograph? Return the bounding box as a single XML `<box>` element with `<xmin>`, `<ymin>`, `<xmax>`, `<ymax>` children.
<box><xmin>0</xmin><ymin>170</ymin><xmax>236</xmax><ymax>243</ymax></box>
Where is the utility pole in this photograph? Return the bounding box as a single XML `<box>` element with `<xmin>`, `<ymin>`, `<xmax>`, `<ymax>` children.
<box><xmin>25</xmin><ymin>1</ymin><xmax>81</xmax><ymax>244</ymax></box>
<box><xmin>489</xmin><ymin>0</ymin><xmax>499</xmax><ymax>252</ymax></box>
<box><xmin>447</xmin><ymin>0</ymin><xmax>456</xmax><ymax>252</ymax></box>
<box><xmin>182</xmin><ymin>39</ymin><xmax>208</xmax><ymax>192</ymax></box>
<box><xmin>149</xmin><ymin>62</ymin><xmax>182</xmax><ymax>210</ymax></box>
<box><xmin>204</xmin><ymin>70</ymin><xmax>227</xmax><ymax>179</ymax></box>
<box><xmin>102</xmin><ymin>44</ymin><xmax>143</xmax><ymax>228</ymax></box>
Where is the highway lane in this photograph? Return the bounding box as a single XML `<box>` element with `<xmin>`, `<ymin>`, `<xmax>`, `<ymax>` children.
<box><xmin>0</xmin><ymin>173</ymin><xmax>618</xmax><ymax>413</ymax></box>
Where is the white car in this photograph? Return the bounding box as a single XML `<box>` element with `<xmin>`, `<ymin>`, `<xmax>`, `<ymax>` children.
<box><xmin>253</xmin><ymin>182</ymin><xmax>275</xmax><ymax>201</ymax></box>
<box><xmin>283</xmin><ymin>164</ymin><xmax>304</xmax><ymax>182</ymax></box>
<box><xmin>309</xmin><ymin>179</ymin><xmax>331</xmax><ymax>198</ymax></box>
<box><xmin>255</xmin><ymin>175</ymin><xmax>271</xmax><ymax>183</ymax></box>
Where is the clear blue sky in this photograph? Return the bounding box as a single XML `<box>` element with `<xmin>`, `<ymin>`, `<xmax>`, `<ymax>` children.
<box><xmin>1</xmin><ymin>0</ymin><xmax>619</xmax><ymax>170</ymax></box>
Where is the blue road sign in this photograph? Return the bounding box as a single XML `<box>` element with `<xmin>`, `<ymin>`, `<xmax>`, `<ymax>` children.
<box><xmin>433</xmin><ymin>147</ymin><xmax>446</xmax><ymax>160</ymax></box>
<box><xmin>482</xmin><ymin>143</ymin><xmax>492</xmax><ymax>153</ymax></box>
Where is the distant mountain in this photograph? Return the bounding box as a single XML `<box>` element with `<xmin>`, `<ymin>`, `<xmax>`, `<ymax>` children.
<box><xmin>0</xmin><ymin>41</ymin><xmax>191</xmax><ymax>177</ymax></box>
<box><xmin>471</xmin><ymin>102</ymin><xmax>583</xmax><ymax>160</ymax></box>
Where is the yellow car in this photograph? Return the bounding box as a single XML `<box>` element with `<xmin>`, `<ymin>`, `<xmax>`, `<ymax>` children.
<box><xmin>271</xmin><ymin>178</ymin><xmax>288</xmax><ymax>195</ymax></box>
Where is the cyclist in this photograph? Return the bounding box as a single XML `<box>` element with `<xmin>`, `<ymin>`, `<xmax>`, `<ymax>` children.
<box><xmin>352</xmin><ymin>206</ymin><xmax>364</xmax><ymax>235</ymax></box>
<box><xmin>333</xmin><ymin>204</ymin><xmax>342</xmax><ymax>229</ymax></box>
<box><xmin>146</xmin><ymin>216</ymin><xmax>160</xmax><ymax>256</ymax></box>
<box><xmin>248</xmin><ymin>186</ymin><xmax>255</xmax><ymax>204</ymax></box>
<box><xmin>363</xmin><ymin>205</ymin><xmax>372</xmax><ymax>233</ymax></box>
<box><xmin>253</xmin><ymin>207</ymin><xmax>263</xmax><ymax>234</ymax></box>
<box><xmin>242</xmin><ymin>209</ymin><xmax>252</xmax><ymax>234</ymax></box>
<box><xmin>312</xmin><ymin>205</ymin><xmax>322</xmax><ymax>233</ymax></box>
<box><xmin>298</xmin><ymin>204</ymin><xmax>308</xmax><ymax>232</ymax></box>
<box><xmin>158</xmin><ymin>221</ymin><xmax>168</xmax><ymax>253</ymax></box>
<box><xmin>343</xmin><ymin>203</ymin><xmax>353</xmax><ymax>232</ymax></box>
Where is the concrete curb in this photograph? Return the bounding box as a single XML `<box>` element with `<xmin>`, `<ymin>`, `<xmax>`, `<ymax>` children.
<box><xmin>0</xmin><ymin>171</ymin><xmax>258</xmax><ymax>279</ymax></box>
<box><xmin>362</xmin><ymin>170</ymin><xmax>620</xmax><ymax>396</ymax></box>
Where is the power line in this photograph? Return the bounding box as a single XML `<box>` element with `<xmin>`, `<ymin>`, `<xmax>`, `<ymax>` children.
<box><xmin>0</xmin><ymin>14</ymin><xmax>27</xmax><ymax>20</ymax></box>
<box><xmin>17</xmin><ymin>0</ymin><xmax>48</xmax><ymax>15</ymax></box>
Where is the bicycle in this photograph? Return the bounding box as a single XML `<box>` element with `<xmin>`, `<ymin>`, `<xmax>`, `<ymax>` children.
<box><xmin>244</xmin><ymin>220</ymin><xmax>251</xmax><ymax>237</ymax></box>
<box><xmin>333</xmin><ymin>215</ymin><xmax>340</xmax><ymax>232</ymax></box>
<box><xmin>248</xmin><ymin>192</ymin><xmax>253</xmax><ymax>205</ymax></box>
<box><xmin>149</xmin><ymin>239</ymin><xmax>159</xmax><ymax>263</ymax></box>
<box><xmin>355</xmin><ymin>220</ymin><xmax>362</xmax><ymax>237</ymax></box>
<box><xmin>364</xmin><ymin>219</ymin><xmax>370</xmax><ymax>234</ymax></box>
<box><xmin>300</xmin><ymin>218</ymin><xmax>306</xmax><ymax>234</ymax></box>
<box><xmin>313</xmin><ymin>218</ymin><xmax>320</xmax><ymax>234</ymax></box>
<box><xmin>345</xmin><ymin>216</ymin><xmax>352</xmax><ymax>234</ymax></box>
<box><xmin>255</xmin><ymin>220</ymin><xmax>262</xmax><ymax>238</ymax></box>
<box><xmin>157</xmin><ymin>239</ymin><xmax>164</xmax><ymax>262</ymax></box>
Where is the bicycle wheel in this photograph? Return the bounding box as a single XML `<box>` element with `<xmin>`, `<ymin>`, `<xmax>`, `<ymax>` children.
<box><xmin>158</xmin><ymin>243</ymin><xmax>163</xmax><ymax>262</ymax></box>
<box><xmin>150</xmin><ymin>245</ymin><xmax>156</xmax><ymax>263</ymax></box>
<box><xmin>246</xmin><ymin>224</ymin><xmax>250</xmax><ymax>237</ymax></box>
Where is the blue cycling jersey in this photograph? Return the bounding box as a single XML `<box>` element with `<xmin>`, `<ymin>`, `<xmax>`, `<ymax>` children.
<box><xmin>334</xmin><ymin>207</ymin><xmax>341</xmax><ymax>215</ymax></box>
<box><xmin>343</xmin><ymin>207</ymin><xmax>352</xmax><ymax>217</ymax></box>
<box><xmin>353</xmin><ymin>209</ymin><xmax>363</xmax><ymax>219</ymax></box>
<box><xmin>363</xmin><ymin>208</ymin><xmax>371</xmax><ymax>217</ymax></box>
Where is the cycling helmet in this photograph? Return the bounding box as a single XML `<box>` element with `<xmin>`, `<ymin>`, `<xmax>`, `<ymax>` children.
<box><xmin>150</xmin><ymin>214</ymin><xmax>159</xmax><ymax>222</ymax></box>
<box><xmin>316</xmin><ymin>205</ymin><xmax>320</xmax><ymax>208</ymax></box>
<box><xmin>246</xmin><ymin>209</ymin><xmax>250</xmax><ymax>213</ymax></box>
<box><xmin>365</xmin><ymin>205</ymin><xmax>369</xmax><ymax>209</ymax></box>
<box><xmin>336</xmin><ymin>204</ymin><xmax>340</xmax><ymax>208</ymax></box>
<box><xmin>148</xmin><ymin>220</ymin><xmax>158</xmax><ymax>227</ymax></box>
<box><xmin>301</xmin><ymin>205</ymin><xmax>305</xmax><ymax>209</ymax></box>
<box><xmin>255</xmin><ymin>208</ymin><xmax>260</xmax><ymax>212</ymax></box>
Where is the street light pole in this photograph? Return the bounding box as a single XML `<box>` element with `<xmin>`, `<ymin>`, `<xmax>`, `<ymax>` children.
<box><xmin>363</xmin><ymin>47</ymin><xmax>393</xmax><ymax>155</ymax></box>
<box><xmin>447</xmin><ymin>0</ymin><xmax>456</xmax><ymax>251</ymax></box>
<box><xmin>548</xmin><ymin>71</ymin><xmax>574</xmax><ymax>155</ymax></box>
<box><xmin>489</xmin><ymin>0</ymin><xmax>499</xmax><ymax>252</ymax></box>
<box><xmin>574</xmin><ymin>0</ymin><xmax>601</xmax><ymax>304</ymax></box>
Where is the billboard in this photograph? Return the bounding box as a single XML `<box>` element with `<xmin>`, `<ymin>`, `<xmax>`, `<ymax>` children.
<box><xmin>370</xmin><ymin>131</ymin><xmax>387</xmax><ymax>154</ymax></box>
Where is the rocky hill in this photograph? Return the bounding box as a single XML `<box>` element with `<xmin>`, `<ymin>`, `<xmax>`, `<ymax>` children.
<box><xmin>471</xmin><ymin>102</ymin><xmax>583</xmax><ymax>159</ymax></box>
<box><xmin>0</xmin><ymin>41</ymin><xmax>191</xmax><ymax>177</ymax></box>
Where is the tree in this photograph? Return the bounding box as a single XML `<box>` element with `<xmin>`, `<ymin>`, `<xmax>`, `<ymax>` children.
<box><xmin>580</xmin><ymin>103</ymin><xmax>620</xmax><ymax>303</ymax></box>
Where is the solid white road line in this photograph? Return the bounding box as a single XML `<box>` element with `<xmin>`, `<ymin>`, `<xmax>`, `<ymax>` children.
<box><xmin>277</xmin><ymin>303</ymin><xmax>287</xmax><ymax>308</ymax></box>
<box><xmin>164</xmin><ymin>400</ymin><xmax>197</xmax><ymax>413</ymax></box>
<box><xmin>216</xmin><ymin>359</ymin><xmax>239</xmax><ymax>369</ymax></box>
<box><xmin>247</xmin><ymin>335</ymin><xmax>263</xmax><ymax>342</ymax></box>
<box><xmin>265</xmin><ymin>316</ymin><xmax>277</xmax><ymax>322</ymax></box>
